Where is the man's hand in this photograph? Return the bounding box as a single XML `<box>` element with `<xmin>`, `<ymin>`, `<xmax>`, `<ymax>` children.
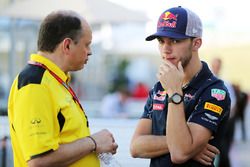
<box><xmin>157</xmin><ymin>61</ymin><xmax>184</xmax><ymax>93</ymax></box>
<box><xmin>193</xmin><ymin>143</ymin><xmax>220</xmax><ymax>166</ymax></box>
<box><xmin>91</xmin><ymin>129</ymin><xmax>118</xmax><ymax>154</ymax></box>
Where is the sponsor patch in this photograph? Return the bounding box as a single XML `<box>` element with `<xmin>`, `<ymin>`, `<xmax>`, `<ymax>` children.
<box><xmin>153</xmin><ymin>90</ymin><xmax>167</xmax><ymax>101</ymax></box>
<box><xmin>184</xmin><ymin>93</ymin><xmax>195</xmax><ymax>101</ymax></box>
<box><xmin>205</xmin><ymin>113</ymin><xmax>218</xmax><ymax>120</ymax></box>
<box><xmin>153</xmin><ymin>94</ymin><xmax>166</xmax><ymax>101</ymax></box>
<box><xmin>201</xmin><ymin>117</ymin><xmax>218</xmax><ymax>126</ymax></box>
<box><xmin>204</xmin><ymin>102</ymin><xmax>223</xmax><ymax>115</ymax></box>
<box><xmin>184</xmin><ymin>93</ymin><xmax>194</xmax><ymax>99</ymax></box>
<box><xmin>157</xmin><ymin>90</ymin><xmax>167</xmax><ymax>96</ymax></box>
<box><xmin>153</xmin><ymin>104</ymin><xmax>164</xmax><ymax>110</ymax></box>
<box><xmin>211</xmin><ymin>89</ymin><xmax>226</xmax><ymax>101</ymax></box>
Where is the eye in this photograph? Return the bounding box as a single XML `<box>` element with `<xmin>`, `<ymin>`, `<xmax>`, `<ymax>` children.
<box><xmin>86</xmin><ymin>42</ymin><xmax>91</xmax><ymax>48</ymax></box>
<box><xmin>170</xmin><ymin>38</ymin><xmax>182</xmax><ymax>44</ymax></box>
<box><xmin>157</xmin><ymin>38</ymin><xmax>164</xmax><ymax>44</ymax></box>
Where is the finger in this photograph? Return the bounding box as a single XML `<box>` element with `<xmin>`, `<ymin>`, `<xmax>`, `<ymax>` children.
<box><xmin>111</xmin><ymin>147</ymin><xmax>117</xmax><ymax>154</ymax></box>
<box><xmin>110</xmin><ymin>134</ymin><xmax>115</xmax><ymax>143</ymax></box>
<box><xmin>178</xmin><ymin>61</ymin><xmax>184</xmax><ymax>73</ymax></box>
<box><xmin>159</xmin><ymin>64</ymin><xmax>169</xmax><ymax>73</ymax></box>
<box><xmin>210</xmin><ymin>136</ymin><xmax>214</xmax><ymax>140</ymax></box>
<box><xmin>201</xmin><ymin>153</ymin><xmax>213</xmax><ymax>162</ymax></box>
<box><xmin>112</xmin><ymin>149</ymin><xmax>117</xmax><ymax>154</ymax></box>
<box><xmin>202</xmin><ymin>147</ymin><xmax>218</xmax><ymax>160</ymax></box>
<box><xmin>207</xmin><ymin>144</ymin><xmax>220</xmax><ymax>154</ymax></box>
<box><xmin>157</xmin><ymin>66</ymin><xmax>164</xmax><ymax>77</ymax></box>
<box><xmin>112</xmin><ymin>143</ymin><xmax>118</xmax><ymax>154</ymax></box>
<box><xmin>163</xmin><ymin>59</ymin><xmax>175</xmax><ymax>68</ymax></box>
<box><xmin>113</xmin><ymin>142</ymin><xmax>118</xmax><ymax>150</ymax></box>
<box><xmin>197</xmin><ymin>158</ymin><xmax>211</xmax><ymax>166</ymax></box>
<box><xmin>158</xmin><ymin>66</ymin><xmax>164</xmax><ymax>74</ymax></box>
<box><xmin>156</xmin><ymin>73</ymin><xmax>161</xmax><ymax>81</ymax></box>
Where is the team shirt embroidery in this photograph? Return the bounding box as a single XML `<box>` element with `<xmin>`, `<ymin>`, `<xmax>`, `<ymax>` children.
<box><xmin>204</xmin><ymin>102</ymin><xmax>223</xmax><ymax>115</ymax></box>
<box><xmin>153</xmin><ymin>104</ymin><xmax>165</xmax><ymax>110</ymax></box>
<box><xmin>211</xmin><ymin>88</ymin><xmax>226</xmax><ymax>101</ymax></box>
<box><xmin>153</xmin><ymin>90</ymin><xmax>167</xmax><ymax>101</ymax></box>
<box><xmin>205</xmin><ymin>113</ymin><xmax>219</xmax><ymax>120</ymax></box>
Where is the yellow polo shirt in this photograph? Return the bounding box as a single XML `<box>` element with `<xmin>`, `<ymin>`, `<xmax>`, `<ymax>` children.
<box><xmin>8</xmin><ymin>54</ymin><xmax>100</xmax><ymax>167</ymax></box>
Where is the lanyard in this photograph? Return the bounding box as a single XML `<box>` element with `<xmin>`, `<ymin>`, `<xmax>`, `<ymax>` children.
<box><xmin>28</xmin><ymin>60</ymin><xmax>84</xmax><ymax>111</ymax></box>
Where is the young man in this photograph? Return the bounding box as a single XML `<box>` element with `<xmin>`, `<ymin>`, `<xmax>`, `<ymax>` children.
<box><xmin>130</xmin><ymin>6</ymin><xmax>231</xmax><ymax>167</ymax></box>
<box><xmin>8</xmin><ymin>10</ymin><xmax>118</xmax><ymax>167</ymax></box>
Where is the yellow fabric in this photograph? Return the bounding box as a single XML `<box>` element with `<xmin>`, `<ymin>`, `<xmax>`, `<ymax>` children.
<box><xmin>8</xmin><ymin>54</ymin><xmax>100</xmax><ymax>167</ymax></box>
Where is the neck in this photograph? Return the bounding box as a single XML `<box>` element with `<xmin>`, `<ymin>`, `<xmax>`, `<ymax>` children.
<box><xmin>182</xmin><ymin>57</ymin><xmax>202</xmax><ymax>86</ymax></box>
<box><xmin>37</xmin><ymin>51</ymin><xmax>68</xmax><ymax>73</ymax></box>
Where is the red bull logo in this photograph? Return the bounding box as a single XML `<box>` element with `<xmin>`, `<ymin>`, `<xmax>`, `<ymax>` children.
<box><xmin>158</xmin><ymin>11</ymin><xmax>178</xmax><ymax>28</ymax></box>
<box><xmin>161</xmin><ymin>12</ymin><xmax>178</xmax><ymax>21</ymax></box>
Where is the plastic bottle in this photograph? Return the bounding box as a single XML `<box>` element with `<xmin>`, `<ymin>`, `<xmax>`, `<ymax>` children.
<box><xmin>98</xmin><ymin>153</ymin><xmax>122</xmax><ymax>167</ymax></box>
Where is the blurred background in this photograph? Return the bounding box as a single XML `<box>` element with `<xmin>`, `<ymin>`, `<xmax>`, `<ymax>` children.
<box><xmin>0</xmin><ymin>0</ymin><xmax>250</xmax><ymax>166</ymax></box>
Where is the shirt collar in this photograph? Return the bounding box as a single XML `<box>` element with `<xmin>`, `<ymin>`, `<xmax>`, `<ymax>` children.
<box><xmin>184</xmin><ymin>61</ymin><xmax>213</xmax><ymax>90</ymax></box>
<box><xmin>30</xmin><ymin>54</ymin><xmax>70</xmax><ymax>83</ymax></box>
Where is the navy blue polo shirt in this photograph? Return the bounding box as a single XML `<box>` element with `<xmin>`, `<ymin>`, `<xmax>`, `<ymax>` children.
<box><xmin>141</xmin><ymin>62</ymin><xmax>231</xmax><ymax>167</ymax></box>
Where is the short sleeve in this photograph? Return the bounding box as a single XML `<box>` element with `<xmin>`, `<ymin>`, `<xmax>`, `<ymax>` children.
<box><xmin>13</xmin><ymin>84</ymin><xmax>59</xmax><ymax>161</ymax></box>
<box><xmin>188</xmin><ymin>86</ymin><xmax>231</xmax><ymax>133</ymax></box>
<box><xmin>141</xmin><ymin>88</ymin><xmax>154</xmax><ymax>119</ymax></box>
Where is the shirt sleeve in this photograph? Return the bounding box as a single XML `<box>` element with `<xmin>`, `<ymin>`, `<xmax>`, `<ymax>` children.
<box><xmin>141</xmin><ymin>88</ymin><xmax>154</xmax><ymax>119</ymax></box>
<box><xmin>13</xmin><ymin>84</ymin><xmax>59</xmax><ymax>161</ymax></box>
<box><xmin>187</xmin><ymin>86</ymin><xmax>231</xmax><ymax>133</ymax></box>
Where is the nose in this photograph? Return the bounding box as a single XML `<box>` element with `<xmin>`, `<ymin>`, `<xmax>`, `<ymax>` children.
<box><xmin>162</xmin><ymin>41</ymin><xmax>172</xmax><ymax>54</ymax></box>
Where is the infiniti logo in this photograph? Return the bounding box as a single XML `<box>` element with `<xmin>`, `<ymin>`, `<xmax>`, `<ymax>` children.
<box><xmin>31</xmin><ymin>119</ymin><xmax>41</xmax><ymax>124</ymax></box>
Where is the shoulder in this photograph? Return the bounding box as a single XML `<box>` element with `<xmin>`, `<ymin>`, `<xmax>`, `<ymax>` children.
<box><xmin>18</xmin><ymin>64</ymin><xmax>46</xmax><ymax>90</ymax></box>
<box><xmin>150</xmin><ymin>82</ymin><xmax>163</xmax><ymax>93</ymax></box>
<box><xmin>203</xmin><ymin>78</ymin><xmax>230</xmax><ymax>102</ymax></box>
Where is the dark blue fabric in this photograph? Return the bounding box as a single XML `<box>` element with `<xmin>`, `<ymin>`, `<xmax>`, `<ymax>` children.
<box><xmin>141</xmin><ymin>62</ymin><xmax>231</xmax><ymax>167</ymax></box>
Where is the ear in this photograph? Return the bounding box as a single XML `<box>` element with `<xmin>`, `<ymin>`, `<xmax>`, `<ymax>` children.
<box><xmin>192</xmin><ymin>38</ymin><xmax>202</xmax><ymax>51</ymax></box>
<box><xmin>62</xmin><ymin>38</ymin><xmax>72</xmax><ymax>53</ymax></box>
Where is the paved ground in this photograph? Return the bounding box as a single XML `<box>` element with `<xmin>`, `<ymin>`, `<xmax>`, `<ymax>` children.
<box><xmin>1</xmin><ymin>102</ymin><xmax>250</xmax><ymax>166</ymax></box>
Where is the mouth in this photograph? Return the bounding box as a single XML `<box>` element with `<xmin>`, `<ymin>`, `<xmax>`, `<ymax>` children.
<box><xmin>85</xmin><ymin>59</ymin><xmax>89</xmax><ymax>64</ymax></box>
<box><xmin>165</xmin><ymin>57</ymin><xmax>176</xmax><ymax>63</ymax></box>
<box><xmin>166</xmin><ymin>57</ymin><xmax>175</xmax><ymax>60</ymax></box>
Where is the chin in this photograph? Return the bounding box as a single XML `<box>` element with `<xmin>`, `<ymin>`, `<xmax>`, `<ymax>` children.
<box><xmin>80</xmin><ymin>65</ymin><xmax>85</xmax><ymax>69</ymax></box>
<box><xmin>72</xmin><ymin>66</ymin><xmax>84</xmax><ymax>72</ymax></box>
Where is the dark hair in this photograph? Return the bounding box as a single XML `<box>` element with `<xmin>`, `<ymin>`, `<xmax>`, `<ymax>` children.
<box><xmin>37</xmin><ymin>11</ymin><xmax>83</xmax><ymax>52</ymax></box>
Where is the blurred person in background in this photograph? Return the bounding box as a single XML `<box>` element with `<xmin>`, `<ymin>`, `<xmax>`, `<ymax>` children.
<box><xmin>131</xmin><ymin>82</ymin><xmax>149</xmax><ymax>99</ymax></box>
<box><xmin>100</xmin><ymin>86</ymin><xmax>130</xmax><ymax>118</ymax></box>
<box><xmin>211</xmin><ymin>58</ymin><xmax>236</xmax><ymax>111</ymax></box>
<box><xmin>8</xmin><ymin>10</ymin><xmax>118</xmax><ymax>167</ymax></box>
<box><xmin>210</xmin><ymin>57</ymin><xmax>236</xmax><ymax>167</ymax></box>
<box><xmin>233</xmin><ymin>84</ymin><xmax>248</xmax><ymax>142</ymax></box>
<box><xmin>130</xmin><ymin>6</ymin><xmax>231</xmax><ymax>167</ymax></box>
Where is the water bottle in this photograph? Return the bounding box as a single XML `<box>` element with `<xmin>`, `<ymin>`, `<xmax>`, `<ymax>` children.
<box><xmin>98</xmin><ymin>153</ymin><xmax>122</xmax><ymax>167</ymax></box>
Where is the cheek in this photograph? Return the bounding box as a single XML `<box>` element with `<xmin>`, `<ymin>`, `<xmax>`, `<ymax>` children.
<box><xmin>82</xmin><ymin>49</ymin><xmax>88</xmax><ymax>58</ymax></box>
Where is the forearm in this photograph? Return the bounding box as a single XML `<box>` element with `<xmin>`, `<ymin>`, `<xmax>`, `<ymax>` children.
<box><xmin>130</xmin><ymin>135</ymin><xmax>169</xmax><ymax>158</ymax></box>
<box><xmin>28</xmin><ymin>137</ymin><xmax>95</xmax><ymax>167</ymax></box>
<box><xmin>167</xmin><ymin>102</ymin><xmax>206</xmax><ymax>162</ymax></box>
<box><xmin>167</xmin><ymin>103</ymin><xmax>193</xmax><ymax>155</ymax></box>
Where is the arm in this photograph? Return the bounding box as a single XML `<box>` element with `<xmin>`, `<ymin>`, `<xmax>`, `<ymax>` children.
<box><xmin>167</xmin><ymin>108</ymin><xmax>212</xmax><ymax>164</ymax></box>
<box><xmin>158</xmin><ymin>61</ymin><xmax>213</xmax><ymax>163</ymax></box>
<box><xmin>130</xmin><ymin>119</ymin><xmax>169</xmax><ymax>158</ymax></box>
<box><xmin>130</xmin><ymin>118</ymin><xmax>218</xmax><ymax>163</ymax></box>
<box><xmin>28</xmin><ymin>137</ymin><xmax>95</xmax><ymax>167</ymax></box>
<box><xmin>28</xmin><ymin>129</ymin><xmax>118</xmax><ymax>167</ymax></box>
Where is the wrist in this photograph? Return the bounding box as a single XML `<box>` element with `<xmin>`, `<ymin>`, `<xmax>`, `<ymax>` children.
<box><xmin>168</xmin><ymin>89</ymin><xmax>183</xmax><ymax>97</ymax></box>
<box><xmin>168</xmin><ymin>92</ymin><xmax>184</xmax><ymax>105</ymax></box>
<box><xmin>87</xmin><ymin>136</ymin><xmax>97</xmax><ymax>152</ymax></box>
